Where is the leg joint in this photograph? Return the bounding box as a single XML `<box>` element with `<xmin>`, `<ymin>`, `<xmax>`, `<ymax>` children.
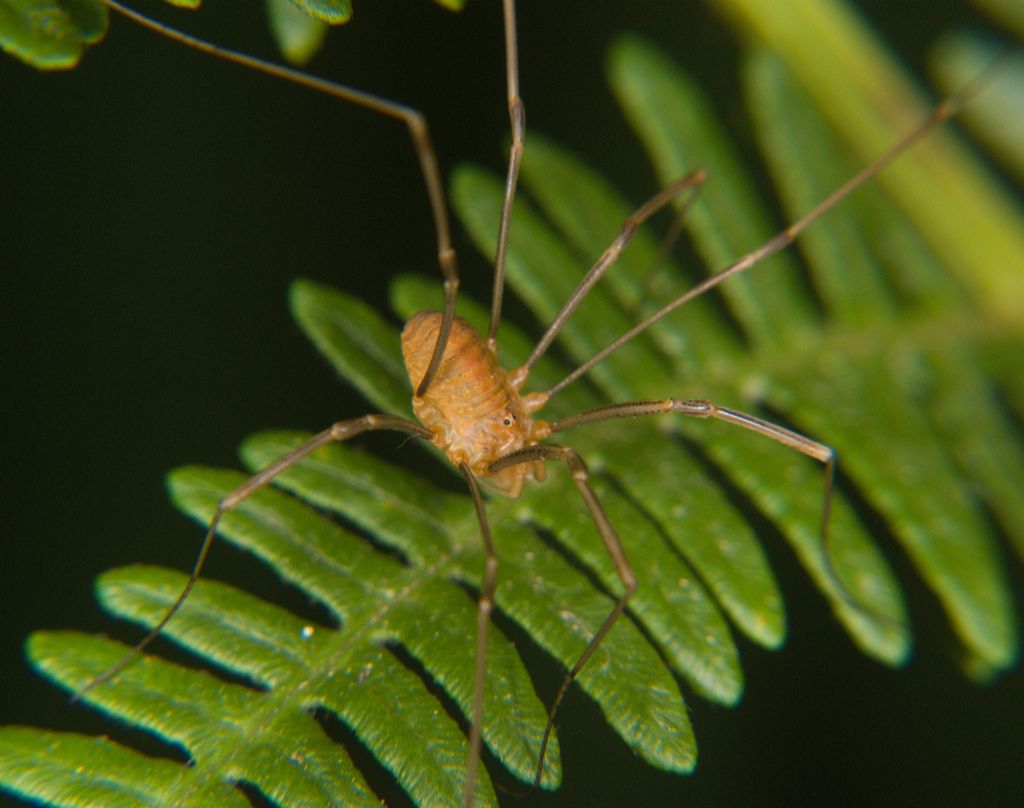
<box><xmin>673</xmin><ymin>398</ymin><xmax>714</xmax><ymax>417</ymax></box>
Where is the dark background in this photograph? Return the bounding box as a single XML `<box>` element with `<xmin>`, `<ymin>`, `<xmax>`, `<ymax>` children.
<box><xmin>1</xmin><ymin>1</ymin><xmax>1021</xmax><ymax>805</ymax></box>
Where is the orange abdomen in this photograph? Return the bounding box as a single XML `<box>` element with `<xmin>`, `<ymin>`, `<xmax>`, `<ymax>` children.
<box><xmin>401</xmin><ymin>312</ymin><xmax>549</xmax><ymax>495</ymax></box>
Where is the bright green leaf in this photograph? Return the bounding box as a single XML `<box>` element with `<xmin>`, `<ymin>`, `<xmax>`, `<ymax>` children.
<box><xmin>0</xmin><ymin>726</ymin><xmax>249</xmax><ymax>807</ymax></box>
<box><xmin>3</xmin><ymin>4</ymin><xmax>1020</xmax><ymax>805</ymax></box>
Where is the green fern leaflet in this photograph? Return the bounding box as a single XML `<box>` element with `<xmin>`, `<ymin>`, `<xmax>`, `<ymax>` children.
<box><xmin>2</xmin><ymin>12</ymin><xmax>1022</xmax><ymax>808</ymax></box>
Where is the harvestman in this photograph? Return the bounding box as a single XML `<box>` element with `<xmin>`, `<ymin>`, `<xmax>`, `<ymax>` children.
<box><xmin>76</xmin><ymin>1</ymin><xmax>1006</xmax><ymax>804</ymax></box>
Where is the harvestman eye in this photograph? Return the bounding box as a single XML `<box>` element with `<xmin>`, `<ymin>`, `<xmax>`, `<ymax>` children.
<box><xmin>63</xmin><ymin>2</ymin><xmax>1013</xmax><ymax>806</ymax></box>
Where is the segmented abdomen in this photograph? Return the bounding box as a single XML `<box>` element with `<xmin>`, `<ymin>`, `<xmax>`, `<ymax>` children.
<box><xmin>401</xmin><ymin>312</ymin><xmax>548</xmax><ymax>492</ymax></box>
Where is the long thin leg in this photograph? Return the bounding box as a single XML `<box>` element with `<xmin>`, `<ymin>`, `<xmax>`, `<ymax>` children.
<box><xmin>486</xmin><ymin>0</ymin><xmax>525</xmax><ymax>351</ymax></box>
<box><xmin>551</xmin><ymin>399</ymin><xmax>903</xmax><ymax>628</ymax></box>
<box><xmin>73</xmin><ymin>414</ymin><xmax>432</xmax><ymax>702</ymax></box>
<box><xmin>458</xmin><ymin>464</ymin><xmax>498</xmax><ymax>808</ymax></box>
<box><xmin>488</xmin><ymin>444</ymin><xmax>637</xmax><ymax>790</ymax></box>
<box><xmin>545</xmin><ymin>62</ymin><xmax>1005</xmax><ymax>399</ymax></box>
<box><xmin>513</xmin><ymin>170</ymin><xmax>706</xmax><ymax>386</ymax></box>
<box><xmin>101</xmin><ymin>0</ymin><xmax>459</xmax><ymax>399</ymax></box>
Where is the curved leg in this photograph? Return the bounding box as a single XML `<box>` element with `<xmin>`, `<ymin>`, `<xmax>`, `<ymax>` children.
<box><xmin>519</xmin><ymin>170</ymin><xmax>707</xmax><ymax>386</ymax></box>
<box><xmin>487</xmin><ymin>0</ymin><xmax>525</xmax><ymax>350</ymax></box>
<box><xmin>74</xmin><ymin>414</ymin><xmax>432</xmax><ymax>702</ymax></box>
<box><xmin>458</xmin><ymin>464</ymin><xmax>498</xmax><ymax>808</ymax></box>
<box><xmin>543</xmin><ymin>68</ymin><xmax>996</xmax><ymax>400</ymax></box>
<box><xmin>551</xmin><ymin>398</ymin><xmax>901</xmax><ymax>629</ymax></box>
<box><xmin>101</xmin><ymin>1</ymin><xmax>460</xmax><ymax>398</ymax></box>
<box><xmin>488</xmin><ymin>444</ymin><xmax>637</xmax><ymax>791</ymax></box>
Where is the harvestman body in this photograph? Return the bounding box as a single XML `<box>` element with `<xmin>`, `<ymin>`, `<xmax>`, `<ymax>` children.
<box><xmin>77</xmin><ymin>1</ymin><xmax>1006</xmax><ymax>805</ymax></box>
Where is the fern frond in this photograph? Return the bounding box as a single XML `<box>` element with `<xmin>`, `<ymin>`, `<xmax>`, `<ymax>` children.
<box><xmin>3</xmin><ymin>8</ymin><xmax>1021</xmax><ymax>808</ymax></box>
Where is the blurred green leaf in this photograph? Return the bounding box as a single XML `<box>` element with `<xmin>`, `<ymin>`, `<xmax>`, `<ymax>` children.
<box><xmin>3</xmin><ymin>3</ymin><xmax>1021</xmax><ymax>805</ymax></box>
<box><xmin>931</xmin><ymin>31</ymin><xmax>1024</xmax><ymax>182</ymax></box>
<box><xmin>1</xmin><ymin>0</ymin><xmax>464</xmax><ymax>69</ymax></box>
<box><xmin>713</xmin><ymin>0</ymin><xmax>1024</xmax><ymax>327</ymax></box>
<box><xmin>266</xmin><ymin>0</ymin><xmax>330</xmax><ymax>65</ymax></box>
<box><xmin>0</xmin><ymin>0</ymin><xmax>107</xmax><ymax>70</ymax></box>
